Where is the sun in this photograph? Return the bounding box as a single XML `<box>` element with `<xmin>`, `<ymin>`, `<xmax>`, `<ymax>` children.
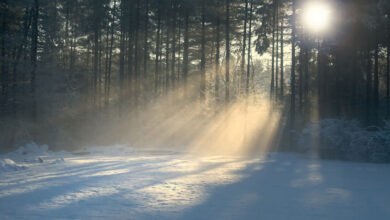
<box><xmin>303</xmin><ymin>2</ymin><xmax>331</xmax><ymax>33</ymax></box>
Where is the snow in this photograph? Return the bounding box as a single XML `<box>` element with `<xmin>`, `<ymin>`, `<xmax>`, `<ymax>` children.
<box><xmin>1</xmin><ymin>144</ymin><xmax>390</xmax><ymax>219</ymax></box>
<box><xmin>0</xmin><ymin>159</ymin><xmax>26</xmax><ymax>172</ymax></box>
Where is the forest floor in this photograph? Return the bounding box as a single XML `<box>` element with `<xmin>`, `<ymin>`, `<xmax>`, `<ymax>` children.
<box><xmin>1</xmin><ymin>144</ymin><xmax>390</xmax><ymax>220</ymax></box>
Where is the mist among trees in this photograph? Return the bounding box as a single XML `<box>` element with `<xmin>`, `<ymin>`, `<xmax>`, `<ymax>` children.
<box><xmin>1</xmin><ymin>0</ymin><xmax>390</xmax><ymax>161</ymax></box>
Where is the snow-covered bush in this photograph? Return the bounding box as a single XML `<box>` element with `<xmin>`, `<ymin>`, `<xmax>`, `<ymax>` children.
<box><xmin>298</xmin><ymin>119</ymin><xmax>390</xmax><ymax>162</ymax></box>
<box><xmin>0</xmin><ymin>158</ymin><xmax>26</xmax><ymax>172</ymax></box>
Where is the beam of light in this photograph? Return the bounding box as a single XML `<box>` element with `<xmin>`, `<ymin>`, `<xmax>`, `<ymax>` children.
<box><xmin>303</xmin><ymin>2</ymin><xmax>332</xmax><ymax>33</ymax></box>
<box><xmin>63</xmin><ymin>64</ymin><xmax>286</xmax><ymax>156</ymax></box>
<box><xmin>111</xmin><ymin>68</ymin><xmax>285</xmax><ymax>156</ymax></box>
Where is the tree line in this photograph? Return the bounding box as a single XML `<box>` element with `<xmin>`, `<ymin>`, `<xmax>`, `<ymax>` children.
<box><xmin>1</xmin><ymin>0</ymin><xmax>390</xmax><ymax>126</ymax></box>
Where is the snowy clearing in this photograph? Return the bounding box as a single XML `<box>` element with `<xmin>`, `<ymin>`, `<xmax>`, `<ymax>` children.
<box><xmin>1</xmin><ymin>144</ymin><xmax>390</xmax><ymax>220</ymax></box>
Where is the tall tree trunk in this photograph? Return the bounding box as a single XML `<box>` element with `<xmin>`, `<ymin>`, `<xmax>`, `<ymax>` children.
<box><xmin>317</xmin><ymin>38</ymin><xmax>322</xmax><ymax>116</ymax></box>
<box><xmin>215</xmin><ymin>2</ymin><xmax>221</xmax><ymax>100</ymax></box>
<box><xmin>93</xmin><ymin>30</ymin><xmax>99</xmax><ymax>104</ymax></box>
<box><xmin>275</xmin><ymin>1</ymin><xmax>279</xmax><ymax>97</ymax></box>
<box><xmin>374</xmin><ymin>44</ymin><xmax>379</xmax><ymax>111</ymax></box>
<box><xmin>127</xmin><ymin>33</ymin><xmax>134</xmax><ymax>92</ymax></box>
<box><xmin>87</xmin><ymin>40</ymin><xmax>90</xmax><ymax>89</ymax></box>
<box><xmin>64</xmin><ymin>3</ymin><xmax>69</xmax><ymax>68</ymax></box>
<box><xmin>387</xmin><ymin>46</ymin><xmax>390</xmax><ymax>116</ymax></box>
<box><xmin>351</xmin><ymin>47</ymin><xmax>357</xmax><ymax>116</ymax></box>
<box><xmin>241</xmin><ymin>0</ymin><xmax>248</xmax><ymax>92</ymax></box>
<box><xmin>165</xmin><ymin>14</ymin><xmax>170</xmax><ymax>92</ymax></box>
<box><xmin>200</xmin><ymin>0</ymin><xmax>206</xmax><ymax>101</ymax></box>
<box><xmin>299</xmin><ymin>47</ymin><xmax>303</xmax><ymax>110</ymax></box>
<box><xmin>98</xmin><ymin>33</ymin><xmax>103</xmax><ymax>107</ymax></box>
<box><xmin>171</xmin><ymin>0</ymin><xmax>177</xmax><ymax>89</ymax></box>
<box><xmin>143</xmin><ymin>0</ymin><xmax>149</xmax><ymax>78</ymax></box>
<box><xmin>183</xmin><ymin>10</ymin><xmax>189</xmax><ymax>90</ymax></box>
<box><xmin>1</xmin><ymin>0</ymin><xmax>8</xmax><ymax>112</ymax></box>
<box><xmin>177</xmin><ymin>19</ymin><xmax>181</xmax><ymax>81</ymax></box>
<box><xmin>366</xmin><ymin>50</ymin><xmax>372</xmax><ymax>123</ymax></box>
<box><xmin>155</xmin><ymin>5</ymin><xmax>161</xmax><ymax>95</ymax></box>
<box><xmin>104</xmin><ymin>22</ymin><xmax>110</xmax><ymax>103</ymax></box>
<box><xmin>290</xmin><ymin>0</ymin><xmax>296</xmax><ymax>130</ymax></box>
<box><xmin>134</xmin><ymin>0</ymin><xmax>140</xmax><ymax>103</ymax></box>
<box><xmin>31</xmin><ymin>0</ymin><xmax>39</xmax><ymax>118</ymax></box>
<box><xmin>119</xmin><ymin>0</ymin><xmax>125</xmax><ymax>111</ymax></box>
<box><xmin>246</xmin><ymin>0</ymin><xmax>253</xmax><ymax>95</ymax></box>
<box><xmin>127</xmin><ymin>0</ymin><xmax>134</xmax><ymax>91</ymax></box>
<box><xmin>303</xmin><ymin>36</ymin><xmax>309</xmax><ymax>102</ymax></box>
<box><xmin>271</xmin><ymin>0</ymin><xmax>276</xmax><ymax>97</ymax></box>
<box><xmin>225</xmin><ymin>0</ymin><xmax>230</xmax><ymax>103</ymax></box>
<box><xmin>280</xmin><ymin>16</ymin><xmax>284</xmax><ymax>97</ymax></box>
<box><xmin>70</xmin><ymin>26</ymin><xmax>75</xmax><ymax>75</ymax></box>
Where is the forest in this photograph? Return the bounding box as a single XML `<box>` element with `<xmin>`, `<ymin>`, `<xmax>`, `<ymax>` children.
<box><xmin>1</xmin><ymin>0</ymin><xmax>390</xmax><ymax>159</ymax></box>
<box><xmin>2</xmin><ymin>0</ymin><xmax>390</xmax><ymax>219</ymax></box>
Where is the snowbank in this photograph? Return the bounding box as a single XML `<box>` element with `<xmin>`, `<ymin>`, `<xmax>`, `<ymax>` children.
<box><xmin>0</xmin><ymin>143</ymin><xmax>69</xmax><ymax>173</ymax></box>
<box><xmin>298</xmin><ymin>119</ymin><xmax>390</xmax><ymax>162</ymax></box>
<box><xmin>0</xmin><ymin>158</ymin><xmax>26</xmax><ymax>172</ymax></box>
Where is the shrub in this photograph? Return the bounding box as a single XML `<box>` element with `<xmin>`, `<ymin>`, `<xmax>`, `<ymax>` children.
<box><xmin>298</xmin><ymin>119</ymin><xmax>390</xmax><ymax>162</ymax></box>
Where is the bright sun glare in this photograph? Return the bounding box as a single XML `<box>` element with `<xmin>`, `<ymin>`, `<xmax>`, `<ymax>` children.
<box><xmin>303</xmin><ymin>2</ymin><xmax>331</xmax><ymax>33</ymax></box>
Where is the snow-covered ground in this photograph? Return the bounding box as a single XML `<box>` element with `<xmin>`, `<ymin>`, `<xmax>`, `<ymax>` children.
<box><xmin>1</xmin><ymin>144</ymin><xmax>390</xmax><ymax>220</ymax></box>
